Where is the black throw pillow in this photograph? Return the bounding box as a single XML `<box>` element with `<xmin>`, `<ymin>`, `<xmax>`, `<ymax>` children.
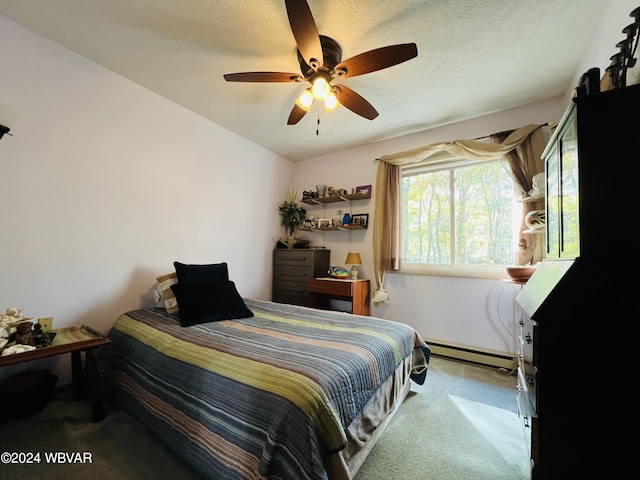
<box><xmin>170</xmin><ymin>280</ymin><xmax>253</xmax><ymax>327</ymax></box>
<box><xmin>173</xmin><ymin>261</ymin><xmax>229</xmax><ymax>283</ymax></box>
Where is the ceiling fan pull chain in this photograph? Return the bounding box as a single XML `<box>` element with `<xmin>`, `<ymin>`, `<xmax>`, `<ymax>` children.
<box><xmin>316</xmin><ymin>114</ymin><xmax>320</xmax><ymax>135</ymax></box>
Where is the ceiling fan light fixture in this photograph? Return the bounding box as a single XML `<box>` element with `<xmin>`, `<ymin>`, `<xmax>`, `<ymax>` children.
<box><xmin>311</xmin><ymin>75</ymin><xmax>331</xmax><ymax>100</ymax></box>
<box><xmin>223</xmin><ymin>0</ymin><xmax>418</xmax><ymax>125</ymax></box>
<box><xmin>296</xmin><ymin>89</ymin><xmax>314</xmax><ymax>110</ymax></box>
<box><xmin>325</xmin><ymin>92</ymin><xmax>339</xmax><ymax>111</ymax></box>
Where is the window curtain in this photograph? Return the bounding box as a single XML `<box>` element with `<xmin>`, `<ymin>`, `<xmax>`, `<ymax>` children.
<box><xmin>372</xmin><ymin>124</ymin><xmax>547</xmax><ymax>305</ymax></box>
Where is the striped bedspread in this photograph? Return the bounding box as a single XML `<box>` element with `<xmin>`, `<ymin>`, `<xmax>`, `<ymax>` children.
<box><xmin>99</xmin><ymin>299</ymin><xmax>430</xmax><ymax>480</ymax></box>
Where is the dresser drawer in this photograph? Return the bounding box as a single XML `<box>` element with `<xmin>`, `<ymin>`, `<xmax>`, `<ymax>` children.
<box><xmin>273</xmin><ymin>250</ymin><xmax>316</xmax><ymax>266</ymax></box>
<box><xmin>273</xmin><ymin>265</ymin><xmax>313</xmax><ymax>282</ymax></box>
<box><xmin>308</xmin><ymin>278</ymin><xmax>353</xmax><ymax>296</ymax></box>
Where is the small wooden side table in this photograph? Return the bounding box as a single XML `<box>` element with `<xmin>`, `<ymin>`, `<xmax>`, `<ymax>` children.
<box><xmin>308</xmin><ymin>278</ymin><xmax>370</xmax><ymax>316</ymax></box>
<box><xmin>0</xmin><ymin>325</ymin><xmax>111</xmax><ymax>422</ymax></box>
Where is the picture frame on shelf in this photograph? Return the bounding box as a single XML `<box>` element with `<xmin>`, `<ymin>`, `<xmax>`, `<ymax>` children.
<box><xmin>318</xmin><ymin>218</ymin><xmax>333</xmax><ymax>228</ymax></box>
<box><xmin>351</xmin><ymin>214</ymin><xmax>369</xmax><ymax>228</ymax></box>
<box><xmin>354</xmin><ymin>185</ymin><xmax>371</xmax><ymax>195</ymax></box>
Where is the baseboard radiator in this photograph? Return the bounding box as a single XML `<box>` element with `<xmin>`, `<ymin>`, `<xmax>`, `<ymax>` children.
<box><xmin>424</xmin><ymin>339</ymin><xmax>516</xmax><ymax>370</ymax></box>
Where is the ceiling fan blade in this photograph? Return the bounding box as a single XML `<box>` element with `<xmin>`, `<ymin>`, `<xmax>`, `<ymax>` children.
<box><xmin>287</xmin><ymin>104</ymin><xmax>308</xmax><ymax>125</ymax></box>
<box><xmin>285</xmin><ymin>0</ymin><xmax>323</xmax><ymax>69</ymax></box>
<box><xmin>224</xmin><ymin>72</ymin><xmax>302</xmax><ymax>82</ymax></box>
<box><xmin>333</xmin><ymin>85</ymin><xmax>379</xmax><ymax>120</ymax></box>
<box><xmin>333</xmin><ymin>43</ymin><xmax>418</xmax><ymax>78</ymax></box>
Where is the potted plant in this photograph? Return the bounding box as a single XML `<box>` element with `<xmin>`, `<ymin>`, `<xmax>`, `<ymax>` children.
<box><xmin>278</xmin><ymin>189</ymin><xmax>306</xmax><ymax>247</ymax></box>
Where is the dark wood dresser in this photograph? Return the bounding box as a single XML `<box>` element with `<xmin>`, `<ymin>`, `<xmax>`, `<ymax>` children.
<box><xmin>272</xmin><ymin>248</ymin><xmax>330</xmax><ymax>307</ymax></box>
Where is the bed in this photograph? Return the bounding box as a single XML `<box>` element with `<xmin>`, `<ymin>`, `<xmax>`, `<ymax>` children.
<box><xmin>99</xmin><ymin>297</ymin><xmax>430</xmax><ymax>480</ymax></box>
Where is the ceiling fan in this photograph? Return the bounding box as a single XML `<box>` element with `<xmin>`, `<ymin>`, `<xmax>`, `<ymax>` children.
<box><xmin>223</xmin><ymin>0</ymin><xmax>418</xmax><ymax>125</ymax></box>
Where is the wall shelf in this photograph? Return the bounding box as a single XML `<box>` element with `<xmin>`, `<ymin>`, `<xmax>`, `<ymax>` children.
<box><xmin>301</xmin><ymin>192</ymin><xmax>371</xmax><ymax>205</ymax></box>
<box><xmin>299</xmin><ymin>188</ymin><xmax>371</xmax><ymax>236</ymax></box>
<box><xmin>300</xmin><ymin>225</ymin><xmax>366</xmax><ymax>232</ymax></box>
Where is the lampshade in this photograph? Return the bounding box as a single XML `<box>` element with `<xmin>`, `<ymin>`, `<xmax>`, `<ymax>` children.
<box><xmin>311</xmin><ymin>76</ymin><xmax>331</xmax><ymax>100</ymax></box>
<box><xmin>295</xmin><ymin>89</ymin><xmax>314</xmax><ymax>111</ymax></box>
<box><xmin>324</xmin><ymin>92</ymin><xmax>339</xmax><ymax>111</ymax></box>
<box><xmin>345</xmin><ymin>252</ymin><xmax>362</xmax><ymax>280</ymax></box>
<box><xmin>345</xmin><ymin>252</ymin><xmax>362</xmax><ymax>265</ymax></box>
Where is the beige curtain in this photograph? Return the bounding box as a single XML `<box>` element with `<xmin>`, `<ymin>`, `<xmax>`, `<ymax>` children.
<box><xmin>372</xmin><ymin>124</ymin><xmax>547</xmax><ymax>305</ymax></box>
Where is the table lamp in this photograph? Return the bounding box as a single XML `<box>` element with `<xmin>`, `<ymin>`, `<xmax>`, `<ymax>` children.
<box><xmin>345</xmin><ymin>252</ymin><xmax>362</xmax><ymax>279</ymax></box>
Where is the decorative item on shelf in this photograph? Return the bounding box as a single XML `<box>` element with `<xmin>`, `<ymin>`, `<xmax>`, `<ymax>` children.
<box><xmin>603</xmin><ymin>6</ymin><xmax>639</xmax><ymax>89</ymax></box>
<box><xmin>278</xmin><ymin>188</ymin><xmax>306</xmax><ymax>247</ymax></box>
<box><xmin>316</xmin><ymin>184</ymin><xmax>327</xmax><ymax>197</ymax></box>
<box><xmin>345</xmin><ymin>252</ymin><xmax>362</xmax><ymax>279</ymax></box>
<box><xmin>342</xmin><ymin>212</ymin><xmax>351</xmax><ymax>226</ymax></box>
<box><xmin>351</xmin><ymin>213</ymin><xmax>369</xmax><ymax>228</ymax></box>
<box><xmin>574</xmin><ymin>67</ymin><xmax>601</xmax><ymax>97</ymax></box>
<box><xmin>333</xmin><ymin>209</ymin><xmax>344</xmax><ymax>226</ymax></box>
<box><xmin>302</xmin><ymin>190</ymin><xmax>316</xmax><ymax>200</ymax></box>
<box><xmin>328</xmin><ymin>266</ymin><xmax>349</xmax><ymax>279</ymax></box>
<box><xmin>527</xmin><ymin>172</ymin><xmax>545</xmax><ymax>198</ymax></box>
<box><xmin>525</xmin><ymin>210</ymin><xmax>546</xmax><ymax>230</ymax></box>
<box><xmin>318</xmin><ymin>218</ymin><xmax>333</xmax><ymax>228</ymax></box>
<box><xmin>354</xmin><ymin>185</ymin><xmax>371</xmax><ymax>195</ymax></box>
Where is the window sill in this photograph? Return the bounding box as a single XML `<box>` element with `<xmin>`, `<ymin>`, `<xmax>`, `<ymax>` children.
<box><xmin>398</xmin><ymin>264</ymin><xmax>508</xmax><ymax>280</ymax></box>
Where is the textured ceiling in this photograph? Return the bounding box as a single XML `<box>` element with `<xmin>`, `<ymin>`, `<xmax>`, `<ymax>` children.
<box><xmin>0</xmin><ymin>0</ymin><xmax>610</xmax><ymax>161</ymax></box>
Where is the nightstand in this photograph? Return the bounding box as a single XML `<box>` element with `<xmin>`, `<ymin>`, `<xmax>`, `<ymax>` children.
<box><xmin>308</xmin><ymin>278</ymin><xmax>370</xmax><ymax>316</ymax></box>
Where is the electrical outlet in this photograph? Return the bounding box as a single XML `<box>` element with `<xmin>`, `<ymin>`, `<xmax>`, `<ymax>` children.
<box><xmin>38</xmin><ymin>317</ymin><xmax>53</xmax><ymax>331</ymax></box>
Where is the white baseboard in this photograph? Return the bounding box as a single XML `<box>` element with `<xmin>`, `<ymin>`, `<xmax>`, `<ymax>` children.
<box><xmin>424</xmin><ymin>338</ymin><xmax>516</xmax><ymax>370</ymax></box>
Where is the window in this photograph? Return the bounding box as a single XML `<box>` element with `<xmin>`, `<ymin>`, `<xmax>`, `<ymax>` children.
<box><xmin>402</xmin><ymin>157</ymin><xmax>519</xmax><ymax>277</ymax></box>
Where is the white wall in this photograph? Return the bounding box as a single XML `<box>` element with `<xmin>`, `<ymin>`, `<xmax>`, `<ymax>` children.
<box><xmin>0</xmin><ymin>16</ymin><xmax>294</xmax><ymax>384</ymax></box>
